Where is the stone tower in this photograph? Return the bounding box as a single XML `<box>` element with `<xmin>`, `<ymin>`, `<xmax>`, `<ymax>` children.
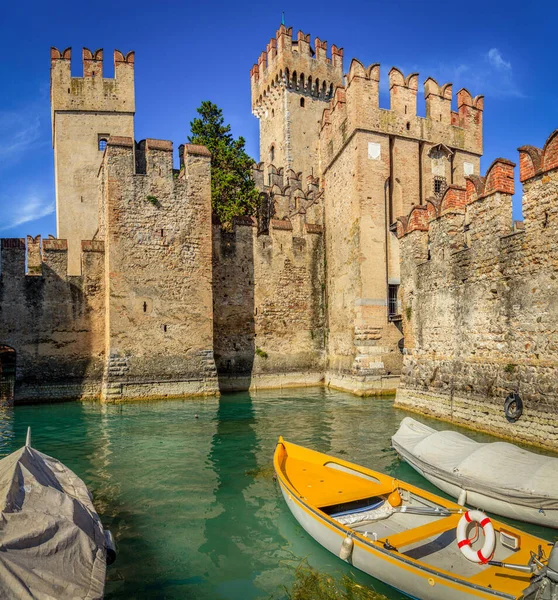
<box><xmin>250</xmin><ymin>25</ymin><xmax>343</xmax><ymax>178</ymax></box>
<box><xmin>50</xmin><ymin>47</ymin><xmax>135</xmax><ymax>274</ymax></box>
<box><xmin>320</xmin><ymin>62</ymin><xmax>484</xmax><ymax>392</ymax></box>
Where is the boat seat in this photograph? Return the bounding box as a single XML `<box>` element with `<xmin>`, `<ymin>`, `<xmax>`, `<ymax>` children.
<box><xmin>377</xmin><ymin>514</ymin><xmax>461</xmax><ymax>550</ymax></box>
<box><xmin>283</xmin><ymin>456</ymin><xmax>392</xmax><ymax>507</ymax></box>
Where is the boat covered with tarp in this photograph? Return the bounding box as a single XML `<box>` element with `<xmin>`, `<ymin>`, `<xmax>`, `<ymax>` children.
<box><xmin>392</xmin><ymin>417</ymin><xmax>558</xmax><ymax>528</ymax></box>
<box><xmin>274</xmin><ymin>436</ymin><xmax>557</xmax><ymax>600</ymax></box>
<box><xmin>0</xmin><ymin>429</ymin><xmax>113</xmax><ymax>599</ymax></box>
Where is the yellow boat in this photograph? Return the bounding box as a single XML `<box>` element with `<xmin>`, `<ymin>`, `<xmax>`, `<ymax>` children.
<box><xmin>274</xmin><ymin>437</ymin><xmax>558</xmax><ymax>600</ymax></box>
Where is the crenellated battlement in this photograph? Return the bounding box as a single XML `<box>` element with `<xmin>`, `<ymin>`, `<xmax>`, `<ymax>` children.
<box><xmin>0</xmin><ymin>236</ymin><xmax>104</xmax><ymax>279</ymax></box>
<box><xmin>518</xmin><ymin>130</ymin><xmax>558</xmax><ymax>182</ymax></box>
<box><xmin>97</xmin><ymin>136</ymin><xmax>212</xmax><ymax>244</ymax></box>
<box><xmin>50</xmin><ymin>46</ymin><xmax>135</xmax><ymax>116</ymax></box>
<box><xmin>251</xmin><ymin>162</ymin><xmax>323</xmax><ymax>234</ymax></box>
<box><xmin>251</xmin><ymin>24</ymin><xmax>344</xmax><ymax>112</ymax></box>
<box><xmin>50</xmin><ymin>46</ymin><xmax>135</xmax><ymax>75</ymax></box>
<box><xmin>99</xmin><ymin>136</ymin><xmax>207</xmax><ymax>179</ymax></box>
<box><xmin>321</xmin><ymin>60</ymin><xmax>484</xmax><ymax>168</ymax></box>
<box><xmin>397</xmin><ymin>157</ymin><xmax>516</xmax><ymax>240</ymax></box>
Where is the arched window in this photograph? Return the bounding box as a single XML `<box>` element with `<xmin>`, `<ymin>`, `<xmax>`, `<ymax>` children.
<box><xmin>269</xmin><ymin>145</ymin><xmax>275</xmax><ymax>163</ymax></box>
<box><xmin>300</xmin><ymin>97</ymin><xmax>305</xmax><ymax>108</ymax></box>
<box><xmin>98</xmin><ymin>137</ymin><xmax>108</xmax><ymax>151</ymax></box>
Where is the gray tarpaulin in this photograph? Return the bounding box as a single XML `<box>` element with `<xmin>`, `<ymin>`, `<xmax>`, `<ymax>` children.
<box><xmin>392</xmin><ymin>417</ymin><xmax>558</xmax><ymax>510</ymax></box>
<box><xmin>0</xmin><ymin>440</ymin><xmax>106</xmax><ymax>599</ymax></box>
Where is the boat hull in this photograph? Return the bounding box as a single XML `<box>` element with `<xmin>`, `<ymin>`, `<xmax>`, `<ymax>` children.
<box><xmin>278</xmin><ymin>481</ymin><xmax>515</xmax><ymax>600</ymax></box>
<box><xmin>398</xmin><ymin>449</ymin><xmax>558</xmax><ymax>529</ymax></box>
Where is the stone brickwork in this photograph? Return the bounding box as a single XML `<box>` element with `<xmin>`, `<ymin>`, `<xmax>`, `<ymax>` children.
<box><xmin>0</xmin><ymin>237</ymin><xmax>105</xmax><ymax>402</ymax></box>
<box><xmin>212</xmin><ymin>165</ymin><xmax>325</xmax><ymax>390</ymax></box>
<box><xmin>0</xmin><ymin>136</ymin><xmax>218</xmax><ymax>403</ymax></box>
<box><xmin>99</xmin><ymin>138</ymin><xmax>218</xmax><ymax>400</ymax></box>
<box><xmin>3</xmin><ymin>27</ymin><xmax>492</xmax><ymax>403</ymax></box>
<box><xmin>51</xmin><ymin>47</ymin><xmax>135</xmax><ymax>274</ymax></box>
<box><xmin>395</xmin><ymin>130</ymin><xmax>558</xmax><ymax>449</ymax></box>
<box><xmin>319</xmin><ymin>59</ymin><xmax>483</xmax><ymax>394</ymax></box>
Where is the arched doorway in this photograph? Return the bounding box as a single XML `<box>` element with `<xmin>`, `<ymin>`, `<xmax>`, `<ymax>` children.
<box><xmin>0</xmin><ymin>346</ymin><xmax>16</xmax><ymax>405</ymax></box>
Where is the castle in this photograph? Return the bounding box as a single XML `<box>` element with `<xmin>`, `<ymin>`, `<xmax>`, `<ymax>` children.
<box><xmin>0</xmin><ymin>24</ymin><xmax>494</xmax><ymax>406</ymax></box>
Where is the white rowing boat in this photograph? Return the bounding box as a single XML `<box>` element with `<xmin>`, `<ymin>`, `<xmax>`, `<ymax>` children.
<box><xmin>392</xmin><ymin>417</ymin><xmax>558</xmax><ymax>529</ymax></box>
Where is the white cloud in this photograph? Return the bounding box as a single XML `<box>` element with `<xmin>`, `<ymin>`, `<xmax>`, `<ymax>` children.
<box><xmin>0</xmin><ymin>191</ymin><xmax>55</xmax><ymax>232</ymax></box>
<box><xmin>487</xmin><ymin>48</ymin><xmax>511</xmax><ymax>71</ymax></box>
<box><xmin>390</xmin><ymin>47</ymin><xmax>522</xmax><ymax>99</ymax></box>
<box><xmin>0</xmin><ymin>108</ymin><xmax>46</xmax><ymax>167</ymax></box>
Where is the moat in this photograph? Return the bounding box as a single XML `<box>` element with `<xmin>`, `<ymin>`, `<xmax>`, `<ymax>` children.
<box><xmin>2</xmin><ymin>389</ymin><xmax>556</xmax><ymax>599</ymax></box>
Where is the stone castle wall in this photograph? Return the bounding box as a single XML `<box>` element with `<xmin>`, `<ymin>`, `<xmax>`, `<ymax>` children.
<box><xmin>212</xmin><ymin>164</ymin><xmax>325</xmax><ymax>391</ymax></box>
<box><xmin>0</xmin><ymin>237</ymin><xmax>105</xmax><ymax>402</ymax></box>
<box><xmin>0</xmin><ymin>137</ymin><xmax>219</xmax><ymax>404</ymax></box>
<box><xmin>99</xmin><ymin>138</ymin><xmax>218</xmax><ymax>400</ymax></box>
<box><xmin>2</xmin><ymin>29</ymin><xmax>495</xmax><ymax>404</ymax></box>
<box><xmin>395</xmin><ymin>130</ymin><xmax>558</xmax><ymax>449</ymax></box>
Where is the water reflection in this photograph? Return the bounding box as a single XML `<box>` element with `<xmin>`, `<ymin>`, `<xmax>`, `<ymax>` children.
<box><xmin>0</xmin><ymin>406</ymin><xmax>14</xmax><ymax>456</ymax></box>
<box><xmin>201</xmin><ymin>395</ymin><xmax>261</xmax><ymax>598</ymax></box>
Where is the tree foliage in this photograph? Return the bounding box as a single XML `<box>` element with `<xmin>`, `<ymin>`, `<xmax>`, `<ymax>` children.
<box><xmin>188</xmin><ymin>101</ymin><xmax>260</xmax><ymax>228</ymax></box>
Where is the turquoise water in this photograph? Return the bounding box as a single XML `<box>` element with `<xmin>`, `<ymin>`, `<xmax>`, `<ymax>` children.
<box><xmin>2</xmin><ymin>389</ymin><xmax>556</xmax><ymax>599</ymax></box>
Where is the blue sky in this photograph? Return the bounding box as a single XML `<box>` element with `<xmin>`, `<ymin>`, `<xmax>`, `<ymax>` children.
<box><xmin>1</xmin><ymin>0</ymin><xmax>556</xmax><ymax>236</ymax></box>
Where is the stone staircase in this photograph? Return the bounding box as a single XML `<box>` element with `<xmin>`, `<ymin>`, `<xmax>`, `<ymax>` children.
<box><xmin>102</xmin><ymin>354</ymin><xmax>130</xmax><ymax>401</ymax></box>
<box><xmin>198</xmin><ymin>349</ymin><xmax>218</xmax><ymax>379</ymax></box>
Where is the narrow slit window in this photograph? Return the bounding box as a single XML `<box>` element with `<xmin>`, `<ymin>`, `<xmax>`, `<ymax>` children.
<box><xmin>300</xmin><ymin>97</ymin><xmax>305</xmax><ymax>108</ymax></box>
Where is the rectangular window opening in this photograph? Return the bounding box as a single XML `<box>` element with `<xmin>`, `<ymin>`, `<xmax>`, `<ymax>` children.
<box><xmin>388</xmin><ymin>284</ymin><xmax>399</xmax><ymax>317</ymax></box>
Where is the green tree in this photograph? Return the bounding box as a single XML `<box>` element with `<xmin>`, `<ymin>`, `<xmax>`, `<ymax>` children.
<box><xmin>188</xmin><ymin>101</ymin><xmax>260</xmax><ymax>228</ymax></box>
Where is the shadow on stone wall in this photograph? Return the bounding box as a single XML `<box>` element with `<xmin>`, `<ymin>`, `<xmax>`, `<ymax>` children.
<box><xmin>0</xmin><ymin>346</ymin><xmax>16</xmax><ymax>405</ymax></box>
<box><xmin>212</xmin><ymin>226</ymin><xmax>256</xmax><ymax>392</ymax></box>
<box><xmin>0</xmin><ymin>242</ymin><xmax>104</xmax><ymax>404</ymax></box>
